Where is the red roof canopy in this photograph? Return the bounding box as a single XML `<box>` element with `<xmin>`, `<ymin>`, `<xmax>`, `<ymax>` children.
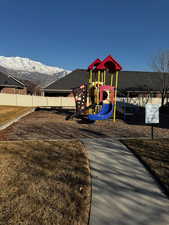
<box><xmin>96</xmin><ymin>55</ymin><xmax>122</xmax><ymax>72</ymax></box>
<box><xmin>88</xmin><ymin>58</ymin><xmax>102</xmax><ymax>70</ymax></box>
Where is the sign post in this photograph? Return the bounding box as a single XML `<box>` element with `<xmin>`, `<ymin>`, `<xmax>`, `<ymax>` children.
<box><xmin>145</xmin><ymin>104</ymin><xmax>160</xmax><ymax>140</ymax></box>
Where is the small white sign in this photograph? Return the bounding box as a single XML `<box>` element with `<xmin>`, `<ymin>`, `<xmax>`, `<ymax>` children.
<box><xmin>145</xmin><ymin>104</ymin><xmax>160</xmax><ymax>124</ymax></box>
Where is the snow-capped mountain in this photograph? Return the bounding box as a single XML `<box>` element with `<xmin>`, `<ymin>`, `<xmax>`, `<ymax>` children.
<box><xmin>0</xmin><ymin>56</ymin><xmax>69</xmax><ymax>75</ymax></box>
<box><xmin>0</xmin><ymin>56</ymin><xmax>71</xmax><ymax>87</ymax></box>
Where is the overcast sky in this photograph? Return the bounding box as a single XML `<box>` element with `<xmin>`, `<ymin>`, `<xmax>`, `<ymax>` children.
<box><xmin>0</xmin><ymin>0</ymin><xmax>169</xmax><ymax>71</ymax></box>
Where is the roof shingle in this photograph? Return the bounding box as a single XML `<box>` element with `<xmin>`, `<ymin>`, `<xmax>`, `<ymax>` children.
<box><xmin>0</xmin><ymin>72</ymin><xmax>25</xmax><ymax>88</ymax></box>
<box><xmin>44</xmin><ymin>69</ymin><xmax>169</xmax><ymax>92</ymax></box>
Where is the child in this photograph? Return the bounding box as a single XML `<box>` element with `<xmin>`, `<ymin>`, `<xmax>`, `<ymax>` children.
<box><xmin>102</xmin><ymin>91</ymin><xmax>111</xmax><ymax>104</ymax></box>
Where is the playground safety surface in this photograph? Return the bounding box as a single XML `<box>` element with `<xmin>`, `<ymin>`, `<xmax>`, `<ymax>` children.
<box><xmin>0</xmin><ymin>109</ymin><xmax>169</xmax><ymax>140</ymax></box>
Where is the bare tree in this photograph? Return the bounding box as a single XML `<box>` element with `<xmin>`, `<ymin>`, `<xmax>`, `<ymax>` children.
<box><xmin>152</xmin><ymin>50</ymin><xmax>169</xmax><ymax>106</ymax></box>
<box><xmin>20</xmin><ymin>80</ymin><xmax>42</xmax><ymax>96</ymax></box>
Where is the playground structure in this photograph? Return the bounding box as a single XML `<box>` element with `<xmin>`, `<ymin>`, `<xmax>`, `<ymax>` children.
<box><xmin>69</xmin><ymin>55</ymin><xmax>122</xmax><ymax>121</ymax></box>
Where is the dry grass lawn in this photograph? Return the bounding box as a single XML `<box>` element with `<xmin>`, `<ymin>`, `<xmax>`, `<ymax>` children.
<box><xmin>0</xmin><ymin>140</ymin><xmax>90</xmax><ymax>225</ymax></box>
<box><xmin>0</xmin><ymin>106</ymin><xmax>32</xmax><ymax>126</ymax></box>
<box><xmin>121</xmin><ymin>139</ymin><xmax>169</xmax><ymax>197</ymax></box>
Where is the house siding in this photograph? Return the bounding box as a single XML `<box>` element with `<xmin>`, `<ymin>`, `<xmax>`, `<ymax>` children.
<box><xmin>0</xmin><ymin>87</ymin><xmax>27</xmax><ymax>95</ymax></box>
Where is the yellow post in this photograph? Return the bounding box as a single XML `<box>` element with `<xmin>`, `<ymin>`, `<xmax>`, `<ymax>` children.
<box><xmin>104</xmin><ymin>70</ymin><xmax>106</xmax><ymax>84</ymax></box>
<box><xmin>96</xmin><ymin>71</ymin><xmax>101</xmax><ymax>108</ymax></box>
<box><xmin>98</xmin><ymin>70</ymin><xmax>101</xmax><ymax>83</ymax></box>
<box><xmin>113</xmin><ymin>71</ymin><xmax>119</xmax><ymax>122</ymax></box>
<box><xmin>101</xmin><ymin>71</ymin><xmax>104</xmax><ymax>83</ymax></box>
<box><xmin>111</xmin><ymin>73</ymin><xmax>114</xmax><ymax>86</ymax></box>
<box><xmin>89</xmin><ymin>70</ymin><xmax>93</xmax><ymax>83</ymax></box>
<box><xmin>88</xmin><ymin>70</ymin><xmax>93</xmax><ymax>108</ymax></box>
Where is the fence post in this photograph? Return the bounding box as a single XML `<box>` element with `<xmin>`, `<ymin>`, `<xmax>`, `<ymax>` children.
<box><xmin>16</xmin><ymin>94</ymin><xmax>17</xmax><ymax>106</ymax></box>
<box><xmin>60</xmin><ymin>97</ymin><xmax>62</xmax><ymax>107</ymax></box>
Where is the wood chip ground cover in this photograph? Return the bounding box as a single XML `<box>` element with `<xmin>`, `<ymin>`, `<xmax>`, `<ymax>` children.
<box><xmin>0</xmin><ymin>140</ymin><xmax>90</xmax><ymax>225</ymax></box>
<box><xmin>121</xmin><ymin>139</ymin><xmax>169</xmax><ymax>197</ymax></box>
<box><xmin>1</xmin><ymin>110</ymin><xmax>169</xmax><ymax>140</ymax></box>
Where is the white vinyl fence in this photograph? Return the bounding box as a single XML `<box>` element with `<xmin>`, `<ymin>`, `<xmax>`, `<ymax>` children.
<box><xmin>117</xmin><ymin>97</ymin><xmax>161</xmax><ymax>107</ymax></box>
<box><xmin>0</xmin><ymin>93</ymin><xmax>162</xmax><ymax>108</ymax></box>
<box><xmin>0</xmin><ymin>94</ymin><xmax>75</xmax><ymax>108</ymax></box>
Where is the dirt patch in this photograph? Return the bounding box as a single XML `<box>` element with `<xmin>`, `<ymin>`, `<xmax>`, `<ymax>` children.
<box><xmin>0</xmin><ymin>109</ymin><xmax>169</xmax><ymax>140</ymax></box>
<box><xmin>0</xmin><ymin>140</ymin><xmax>91</xmax><ymax>225</ymax></box>
<box><xmin>121</xmin><ymin>139</ymin><xmax>169</xmax><ymax>197</ymax></box>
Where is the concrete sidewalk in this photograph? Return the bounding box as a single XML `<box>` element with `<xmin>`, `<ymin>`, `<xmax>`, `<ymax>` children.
<box><xmin>82</xmin><ymin>138</ymin><xmax>169</xmax><ymax>225</ymax></box>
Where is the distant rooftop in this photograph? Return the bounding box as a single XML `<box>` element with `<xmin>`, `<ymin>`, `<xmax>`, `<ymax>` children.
<box><xmin>0</xmin><ymin>71</ymin><xmax>25</xmax><ymax>88</ymax></box>
<box><xmin>44</xmin><ymin>69</ymin><xmax>167</xmax><ymax>92</ymax></box>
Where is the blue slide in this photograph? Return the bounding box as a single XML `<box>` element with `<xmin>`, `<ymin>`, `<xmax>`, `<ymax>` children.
<box><xmin>88</xmin><ymin>104</ymin><xmax>114</xmax><ymax>120</ymax></box>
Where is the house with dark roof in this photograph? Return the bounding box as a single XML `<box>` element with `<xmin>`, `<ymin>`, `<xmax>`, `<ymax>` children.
<box><xmin>44</xmin><ymin>70</ymin><xmax>89</xmax><ymax>96</ymax></box>
<box><xmin>0</xmin><ymin>72</ymin><xmax>27</xmax><ymax>95</ymax></box>
<box><xmin>43</xmin><ymin>69</ymin><xmax>169</xmax><ymax>98</ymax></box>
